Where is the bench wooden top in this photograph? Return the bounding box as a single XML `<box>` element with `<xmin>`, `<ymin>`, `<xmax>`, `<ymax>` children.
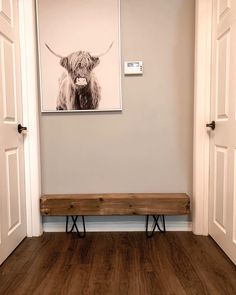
<box><xmin>40</xmin><ymin>193</ymin><xmax>190</xmax><ymax>216</ymax></box>
<box><xmin>41</xmin><ymin>193</ymin><xmax>189</xmax><ymax>200</ymax></box>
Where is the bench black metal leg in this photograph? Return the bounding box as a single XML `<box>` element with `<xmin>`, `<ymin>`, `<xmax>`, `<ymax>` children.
<box><xmin>146</xmin><ymin>215</ymin><xmax>166</xmax><ymax>238</ymax></box>
<box><xmin>66</xmin><ymin>215</ymin><xmax>86</xmax><ymax>238</ymax></box>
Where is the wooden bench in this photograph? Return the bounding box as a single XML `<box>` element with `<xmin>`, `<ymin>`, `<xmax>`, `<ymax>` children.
<box><xmin>40</xmin><ymin>193</ymin><xmax>190</xmax><ymax>237</ymax></box>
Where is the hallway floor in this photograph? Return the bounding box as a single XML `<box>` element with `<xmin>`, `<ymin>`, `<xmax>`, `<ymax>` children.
<box><xmin>0</xmin><ymin>232</ymin><xmax>236</xmax><ymax>295</ymax></box>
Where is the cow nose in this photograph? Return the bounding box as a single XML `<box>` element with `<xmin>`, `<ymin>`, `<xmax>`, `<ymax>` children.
<box><xmin>76</xmin><ymin>77</ymin><xmax>87</xmax><ymax>86</ymax></box>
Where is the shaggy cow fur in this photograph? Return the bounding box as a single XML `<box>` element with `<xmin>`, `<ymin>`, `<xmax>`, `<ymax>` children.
<box><xmin>56</xmin><ymin>51</ymin><xmax>101</xmax><ymax>110</ymax></box>
<box><xmin>45</xmin><ymin>43</ymin><xmax>113</xmax><ymax>110</ymax></box>
<box><xmin>57</xmin><ymin>71</ymin><xmax>100</xmax><ymax>110</ymax></box>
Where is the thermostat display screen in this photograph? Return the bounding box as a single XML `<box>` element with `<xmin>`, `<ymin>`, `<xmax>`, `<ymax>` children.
<box><xmin>127</xmin><ymin>62</ymin><xmax>139</xmax><ymax>67</ymax></box>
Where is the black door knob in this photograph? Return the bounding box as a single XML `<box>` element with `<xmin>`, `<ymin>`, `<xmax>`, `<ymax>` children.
<box><xmin>206</xmin><ymin>121</ymin><xmax>215</xmax><ymax>130</ymax></box>
<box><xmin>18</xmin><ymin>124</ymin><xmax>27</xmax><ymax>134</ymax></box>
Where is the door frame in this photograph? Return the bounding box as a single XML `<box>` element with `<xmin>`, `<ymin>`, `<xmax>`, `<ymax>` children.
<box><xmin>193</xmin><ymin>0</ymin><xmax>213</xmax><ymax>235</ymax></box>
<box><xmin>17</xmin><ymin>0</ymin><xmax>213</xmax><ymax>237</ymax></box>
<box><xmin>18</xmin><ymin>0</ymin><xmax>42</xmax><ymax>237</ymax></box>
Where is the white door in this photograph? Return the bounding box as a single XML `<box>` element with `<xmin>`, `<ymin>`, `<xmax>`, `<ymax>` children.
<box><xmin>0</xmin><ymin>0</ymin><xmax>27</xmax><ymax>265</ymax></box>
<box><xmin>209</xmin><ymin>0</ymin><xmax>236</xmax><ymax>264</ymax></box>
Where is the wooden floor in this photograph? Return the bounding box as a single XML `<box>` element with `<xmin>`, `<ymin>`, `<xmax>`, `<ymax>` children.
<box><xmin>0</xmin><ymin>232</ymin><xmax>236</xmax><ymax>295</ymax></box>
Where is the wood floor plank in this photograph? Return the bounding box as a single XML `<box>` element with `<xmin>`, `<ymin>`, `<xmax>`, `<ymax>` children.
<box><xmin>176</xmin><ymin>232</ymin><xmax>236</xmax><ymax>294</ymax></box>
<box><xmin>0</xmin><ymin>232</ymin><xmax>236</xmax><ymax>295</ymax></box>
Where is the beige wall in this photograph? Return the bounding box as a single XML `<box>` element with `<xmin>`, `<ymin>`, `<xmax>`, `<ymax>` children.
<box><xmin>41</xmin><ymin>0</ymin><xmax>195</xmax><ymax>226</ymax></box>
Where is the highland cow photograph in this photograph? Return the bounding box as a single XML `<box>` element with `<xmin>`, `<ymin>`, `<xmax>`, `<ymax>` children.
<box><xmin>37</xmin><ymin>0</ymin><xmax>121</xmax><ymax>112</ymax></box>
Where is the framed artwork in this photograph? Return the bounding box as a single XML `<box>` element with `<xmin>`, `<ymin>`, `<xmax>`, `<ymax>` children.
<box><xmin>36</xmin><ymin>0</ymin><xmax>122</xmax><ymax>112</ymax></box>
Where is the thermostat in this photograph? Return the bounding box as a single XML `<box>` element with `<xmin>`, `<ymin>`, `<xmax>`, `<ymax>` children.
<box><xmin>124</xmin><ymin>61</ymin><xmax>143</xmax><ymax>75</ymax></box>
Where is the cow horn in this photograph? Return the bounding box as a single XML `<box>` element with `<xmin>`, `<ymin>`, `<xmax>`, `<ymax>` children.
<box><xmin>95</xmin><ymin>41</ymin><xmax>114</xmax><ymax>57</ymax></box>
<box><xmin>45</xmin><ymin>43</ymin><xmax>64</xmax><ymax>59</ymax></box>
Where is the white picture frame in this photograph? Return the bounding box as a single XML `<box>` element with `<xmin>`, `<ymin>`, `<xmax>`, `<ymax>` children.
<box><xmin>36</xmin><ymin>0</ymin><xmax>122</xmax><ymax>113</ymax></box>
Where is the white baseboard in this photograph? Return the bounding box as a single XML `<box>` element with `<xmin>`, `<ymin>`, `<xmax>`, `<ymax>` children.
<box><xmin>43</xmin><ymin>220</ymin><xmax>192</xmax><ymax>232</ymax></box>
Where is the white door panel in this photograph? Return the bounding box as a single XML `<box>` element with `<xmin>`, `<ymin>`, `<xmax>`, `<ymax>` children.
<box><xmin>0</xmin><ymin>0</ymin><xmax>26</xmax><ymax>265</ymax></box>
<box><xmin>209</xmin><ymin>0</ymin><xmax>236</xmax><ymax>264</ymax></box>
<box><xmin>0</xmin><ymin>0</ymin><xmax>13</xmax><ymax>25</ymax></box>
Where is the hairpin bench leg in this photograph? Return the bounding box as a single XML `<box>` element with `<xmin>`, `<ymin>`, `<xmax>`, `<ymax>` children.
<box><xmin>66</xmin><ymin>215</ymin><xmax>86</xmax><ymax>238</ymax></box>
<box><xmin>146</xmin><ymin>215</ymin><xmax>166</xmax><ymax>238</ymax></box>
